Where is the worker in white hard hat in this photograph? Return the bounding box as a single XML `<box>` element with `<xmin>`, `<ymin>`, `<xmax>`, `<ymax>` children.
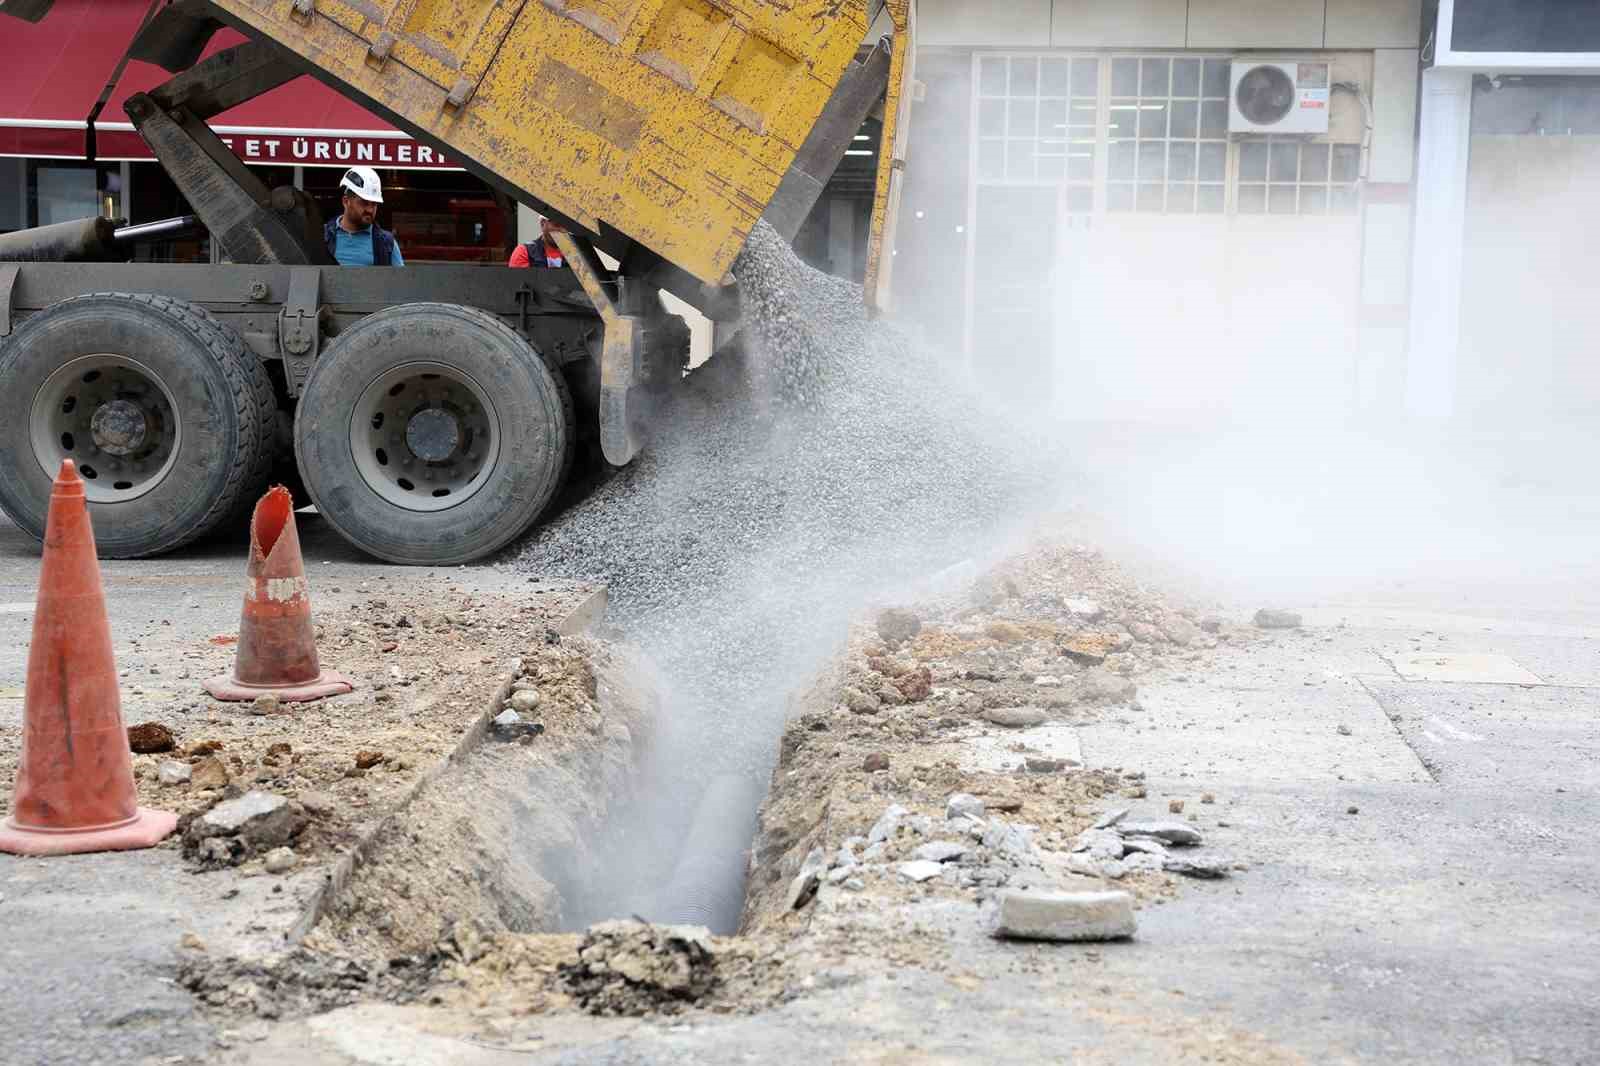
<box><xmin>323</xmin><ymin>166</ymin><xmax>404</xmax><ymax>266</ymax></box>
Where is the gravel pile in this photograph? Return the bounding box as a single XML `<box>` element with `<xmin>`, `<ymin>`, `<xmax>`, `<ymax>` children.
<box><xmin>511</xmin><ymin>220</ymin><xmax>1063</xmax><ymax>927</ymax></box>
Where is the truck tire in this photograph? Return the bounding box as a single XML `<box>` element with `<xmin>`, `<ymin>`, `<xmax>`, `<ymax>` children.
<box><xmin>0</xmin><ymin>292</ymin><xmax>276</xmax><ymax>557</ymax></box>
<box><xmin>293</xmin><ymin>303</ymin><xmax>574</xmax><ymax>565</ymax></box>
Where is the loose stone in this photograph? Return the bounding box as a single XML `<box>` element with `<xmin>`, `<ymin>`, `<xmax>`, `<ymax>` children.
<box><xmin>1162</xmin><ymin>855</ymin><xmax>1231</xmax><ymax>879</ymax></box>
<box><xmin>983</xmin><ymin>706</ymin><xmax>1047</xmax><ymax>728</ymax></box>
<box><xmin>157</xmin><ymin>761</ymin><xmax>191</xmax><ymax>786</ymax></box>
<box><xmin>946</xmin><ymin>793</ymin><xmax>986</xmax><ymax>821</ymax></box>
<box><xmin>986</xmin><ymin>890</ymin><xmax>1137</xmax><ymax>942</ymax></box>
<box><xmin>912</xmin><ymin>840</ymin><xmax>968</xmax><ymax>863</ymax></box>
<box><xmin>898</xmin><ymin>860</ymin><xmax>944</xmax><ymax>883</ymax></box>
<box><xmin>263</xmin><ymin>847</ymin><xmax>297</xmax><ymax>874</ymax></box>
<box><xmin>1118</xmin><ymin>820</ymin><xmax>1202</xmax><ymax>847</ymax></box>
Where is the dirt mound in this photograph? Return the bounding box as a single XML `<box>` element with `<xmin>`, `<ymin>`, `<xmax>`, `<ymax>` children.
<box><xmin>559</xmin><ymin>920</ymin><xmax>720</xmax><ymax>1016</ymax></box>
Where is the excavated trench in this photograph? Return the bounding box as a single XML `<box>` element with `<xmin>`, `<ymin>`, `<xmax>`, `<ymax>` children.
<box><xmin>298</xmin><ymin>220</ymin><xmax>1061</xmax><ymax>967</ymax></box>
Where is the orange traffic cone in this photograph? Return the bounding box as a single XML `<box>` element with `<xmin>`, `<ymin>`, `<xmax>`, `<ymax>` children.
<box><xmin>205</xmin><ymin>486</ymin><xmax>352</xmax><ymax>703</ymax></box>
<box><xmin>0</xmin><ymin>460</ymin><xmax>177</xmax><ymax>856</ymax></box>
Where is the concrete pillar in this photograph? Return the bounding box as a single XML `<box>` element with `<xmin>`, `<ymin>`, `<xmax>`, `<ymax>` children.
<box><xmin>1405</xmin><ymin>67</ymin><xmax>1474</xmax><ymax>418</ymax></box>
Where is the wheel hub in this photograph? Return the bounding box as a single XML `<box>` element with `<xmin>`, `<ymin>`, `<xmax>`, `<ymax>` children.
<box><xmin>350</xmin><ymin>363</ymin><xmax>500</xmax><ymax>513</ymax></box>
<box><xmin>29</xmin><ymin>355</ymin><xmax>181</xmax><ymax>503</ymax></box>
<box><xmin>405</xmin><ymin>408</ymin><xmax>461</xmax><ymax>463</ymax></box>
<box><xmin>90</xmin><ymin>399</ymin><xmax>150</xmax><ymax>456</ymax></box>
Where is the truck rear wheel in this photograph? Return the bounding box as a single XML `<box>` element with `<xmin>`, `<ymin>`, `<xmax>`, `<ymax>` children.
<box><xmin>0</xmin><ymin>292</ymin><xmax>275</xmax><ymax>557</ymax></box>
<box><xmin>293</xmin><ymin>303</ymin><xmax>573</xmax><ymax>565</ymax></box>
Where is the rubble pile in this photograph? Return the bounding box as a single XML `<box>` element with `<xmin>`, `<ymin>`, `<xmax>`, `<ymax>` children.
<box><xmin>182</xmin><ymin>789</ymin><xmax>307</xmax><ymax>868</ymax></box>
<box><xmin>744</xmin><ymin>531</ymin><xmax>1247</xmax><ymax>932</ymax></box>
<box><xmin>559</xmin><ymin>920</ymin><xmax>721</xmax><ymax>1016</ymax></box>
<box><xmin>177</xmin><ymin>946</ymin><xmax>436</xmax><ymax>1020</ymax></box>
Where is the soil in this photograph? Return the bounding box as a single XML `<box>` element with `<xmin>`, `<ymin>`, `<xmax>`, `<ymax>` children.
<box><xmin>741</xmin><ymin>532</ymin><xmax>1252</xmax><ymax>934</ymax></box>
<box><xmin>0</xmin><ymin>575</ymin><xmax>600</xmax><ymax>874</ymax></box>
<box><xmin>302</xmin><ymin>637</ymin><xmax>658</xmax><ymax>960</ymax></box>
<box><xmin>398</xmin><ymin>530</ymin><xmax>1253</xmax><ymax>1027</ymax></box>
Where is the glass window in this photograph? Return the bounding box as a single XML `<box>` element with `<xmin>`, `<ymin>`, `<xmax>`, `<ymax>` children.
<box><xmin>979</xmin><ymin>56</ymin><xmax>1007</xmax><ymax>96</ymax></box>
<box><xmin>1269</xmin><ymin>140</ymin><xmax>1299</xmax><ymax>182</ymax></box>
<box><xmin>979</xmin><ymin>99</ymin><xmax>1005</xmax><ymax>136</ymax></box>
<box><xmin>1140</xmin><ymin>58</ymin><xmax>1170</xmax><ymax>97</ymax></box>
<box><xmin>1238</xmin><ymin>138</ymin><xmax>1362</xmax><ymax>217</ymax></box>
<box><xmin>1240</xmin><ymin>141</ymin><xmax>1268</xmax><ymax>182</ymax></box>
<box><xmin>33</xmin><ymin>165</ymin><xmax>99</xmax><ymax>227</ymax></box>
<box><xmin>1040</xmin><ymin>57</ymin><xmax>1070</xmax><ymax>96</ymax></box>
<box><xmin>1170</xmin><ymin>99</ymin><xmax>1199</xmax><ymax>139</ymax></box>
<box><xmin>1071</xmin><ymin>57</ymin><xmax>1099</xmax><ymax>97</ymax></box>
<box><xmin>1112</xmin><ymin>58</ymin><xmax>1139</xmax><ymax>97</ymax></box>
<box><xmin>1172</xmin><ymin>58</ymin><xmax>1201</xmax><ymax>98</ymax></box>
<box><xmin>1107</xmin><ymin>53</ymin><xmax>1229</xmax><ymax>215</ymax></box>
<box><xmin>976</xmin><ymin>51</ymin><xmax>1098</xmax><ymax>201</ymax></box>
<box><xmin>1202</xmin><ymin>59</ymin><xmax>1230</xmax><ymax>99</ymax></box>
<box><xmin>1011</xmin><ymin>57</ymin><xmax>1038</xmax><ymax>96</ymax></box>
<box><xmin>1009</xmin><ymin>98</ymin><xmax>1037</xmax><ymax>137</ymax></box>
<box><xmin>1169</xmin><ymin>142</ymin><xmax>1196</xmax><ymax>181</ymax></box>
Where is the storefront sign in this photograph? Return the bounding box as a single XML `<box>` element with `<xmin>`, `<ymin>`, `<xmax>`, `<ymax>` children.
<box><xmin>218</xmin><ymin>133</ymin><xmax>455</xmax><ymax>169</ymax></box>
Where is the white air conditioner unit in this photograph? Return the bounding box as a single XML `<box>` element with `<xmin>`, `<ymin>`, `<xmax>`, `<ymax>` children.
<box><xmin>1228</xmin><ymin>61</ymin><xmax>1330</xmax><ymax>135</ymax></box>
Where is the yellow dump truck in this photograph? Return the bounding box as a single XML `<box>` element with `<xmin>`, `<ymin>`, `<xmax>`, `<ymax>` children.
<box><xmin>0</xmin><ymin>0</ymin><xmax>914</xmax><ymax>563</ymax></box>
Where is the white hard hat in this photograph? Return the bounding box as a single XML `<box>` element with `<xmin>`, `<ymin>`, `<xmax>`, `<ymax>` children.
<box><xmin>339</xmin><ymin>165</ymin><xmax>383</xmax><ymax>203</ymax></box>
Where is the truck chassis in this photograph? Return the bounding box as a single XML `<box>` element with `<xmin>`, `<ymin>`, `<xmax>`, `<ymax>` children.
<box><xmin>0</xmin><ymin>259</ymin><xmax>684</xmax><ymax>563</ymax></box>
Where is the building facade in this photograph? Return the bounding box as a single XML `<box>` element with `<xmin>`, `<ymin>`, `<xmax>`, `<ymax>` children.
<box><xmin>885</xmin><ymin>0</ymin><xmax>1426</xmax><ymax>423</ymax></box>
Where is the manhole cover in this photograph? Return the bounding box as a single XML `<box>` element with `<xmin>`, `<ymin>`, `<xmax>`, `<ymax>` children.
<box><xmin>1385</xmin><ymin>653</ymin><xmax>1542</xmax><ymax>685</ymax></box>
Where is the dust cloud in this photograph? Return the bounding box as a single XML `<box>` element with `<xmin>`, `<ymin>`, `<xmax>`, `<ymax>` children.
<box><xmin>513</xmin><ymin>221</ymin><xmax>1061</xmax><ymax>932</ymax></box>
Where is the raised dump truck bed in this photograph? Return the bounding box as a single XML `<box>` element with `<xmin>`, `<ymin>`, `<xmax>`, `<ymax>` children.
<box><xmin>0</xmin><ymin>0</ymin><xmax>914</xmax><ymax>564</ymax></box>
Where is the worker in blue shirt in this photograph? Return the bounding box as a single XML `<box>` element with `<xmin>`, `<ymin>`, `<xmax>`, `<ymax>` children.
<box><xmin>323</xmin><ymin>166</ymin><xmax>403</xmax><ymax>266</ymax></box>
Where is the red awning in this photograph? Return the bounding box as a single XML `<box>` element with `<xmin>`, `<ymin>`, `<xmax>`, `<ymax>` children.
<box><xmin>0</xmin><ymin>5</ymin><xmax>457</xmax><ymax>169</ymax></box>
<box><xmin>97</xmin><ymin>28</ymin><xmax>459</xmax><ymax>169</ymax></box>
<box><xmin>0</xmin><ymin>0</ymin><xmax>156</xmax><ymax>158</ymax></box>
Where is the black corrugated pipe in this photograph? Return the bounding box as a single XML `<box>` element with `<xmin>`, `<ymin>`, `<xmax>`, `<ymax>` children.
<box><xmin>649</xmin><ymin>774</ymin><xmax>762</xmax><ymax>934</ymax></box>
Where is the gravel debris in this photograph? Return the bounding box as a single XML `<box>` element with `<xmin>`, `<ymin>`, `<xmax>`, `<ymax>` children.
<box><xmin>512</xmin><ymin>220</ymin><xmax>1054</xmax><ymax>926</ymax></box>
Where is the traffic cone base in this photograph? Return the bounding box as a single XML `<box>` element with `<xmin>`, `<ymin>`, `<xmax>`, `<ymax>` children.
<box><xmin>203</xmin><ymin>670</ymin><xmax>352</xmax><ymax>703</ymax></box>
<box><xmin>0</xmin><ymin>459</ymin><xmax>175</xmax><ymax>856</ymax></box>
<box><xmin>0</xmin><ymin>808</ymin><xmax>177</xmax><ymax>857</ymax></box>
<box><xmin>205</xmin><ymin>486</ymin><xmax>353</xmax><ymax>704</ymax></box>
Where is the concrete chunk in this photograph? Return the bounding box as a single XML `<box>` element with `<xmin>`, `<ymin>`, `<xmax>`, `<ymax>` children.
<box><xmin>867</xmin><ymin>804</ymin><xmax>908</xmax><ymax>844</ymax></box>
<box><xmin>986</xmin><ymin>890</ymin><xmax>1136</xmax><ymax>942</ymax></box>
<box><xmin>1163</xmin><ymin>855</ymin><xmax>1231</xmax><ymax>879</ymax></box>
<box><xmin>1118</xmin><ymin>819</ymin><xmax>1202</xmax><ymax>847</ymax></box>
<box><xmin>1071</xmin><ymin>829</ymin><xmax>1126</xmax><ymax>860</ymax></box>
<box><xmin>898</xmin><ymin>860</ymin><xmax>944</xmax><ymax>883</ymax></box>
<box><xmin>1092</xmin><ymin>807</ymin><xmax>1129</xmax><ymax>830</ymax></box>
<box><xmin>187</xmin><ymin>790</ymin><xmax>303</xmax><ymax>850</ymax></box>
<box><xmin>984</xmin><ymin>706</ymin><xmax>1047</xmax><ymax>728</ymax></box>
<box><xmin>156</xmin><ymin>761</ymin><xmax>191</xmax><ymax>786</ymax></box>
<box><xmin>913</xmin><ymin>840</ymin><xmax>968</xmax><ymax>863</ymax></box>
<box><xmin>946</xmin><ymin>792</ymin><xmax>986</xmax><ymax>820</ymax></box>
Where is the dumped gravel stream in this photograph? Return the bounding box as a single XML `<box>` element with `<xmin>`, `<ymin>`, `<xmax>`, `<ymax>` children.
<box><xmin>512</xmin><ymin>221</ymin><xmax>1062</xmax><ymax>930</ymax></box>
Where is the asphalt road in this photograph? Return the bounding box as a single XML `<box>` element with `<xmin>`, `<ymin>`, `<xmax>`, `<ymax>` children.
<box><xmin>0</xmin><ymin>509</ymin><xmax>532</xmax><ymax>1066</ymax></box>
<box><xmin>215</xmin><ymin>578</ymin><xmax>1600</xmax><ymax>1065</ymax></box>
<box><xmin>3</xmin><ymin>417</ymin><xmax>1598</xmax><ymax>1065</ymax></box>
